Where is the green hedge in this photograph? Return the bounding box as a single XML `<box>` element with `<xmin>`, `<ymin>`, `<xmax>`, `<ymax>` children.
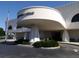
<box><xmin>32</xmin><ymin>40</ymin><xmax>59</xmax><ymax>48</ymax></box>
<box><xmin>15</xmin><ymin>39</ymin><xmax>30</xmax><ymax>45</ymax></box>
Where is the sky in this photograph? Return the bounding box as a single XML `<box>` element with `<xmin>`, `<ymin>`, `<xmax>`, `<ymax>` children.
<box><xmin>0</xmin><ymin>1</ymin><xmax>72</xmax><ymax>30</ymax></box>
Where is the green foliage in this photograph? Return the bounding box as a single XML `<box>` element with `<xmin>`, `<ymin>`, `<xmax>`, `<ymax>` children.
<box><xmin>15</xmin><ymin>39</ymin><xmax>30</xmax><ymax>45</ymax></box>
<box><xmin>0</xmin><ymin>28</ymin><xmax>5</xmax><ymax>36</ymax></box>
<box><xmin>32</xmin><ymin>41</ymin><xmax>43</xmax><ymax>48</ymax></box>
<box><xmin>32</xmin><ymin>40</ymin><xmax>59</xmax><ymax>48</ymax></box>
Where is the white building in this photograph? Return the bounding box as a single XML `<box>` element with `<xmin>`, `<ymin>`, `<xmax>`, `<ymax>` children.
<box><xmin>6</xmin><ymin>2</ymin><xmax>79</xmax><ymax>43</ymax></box>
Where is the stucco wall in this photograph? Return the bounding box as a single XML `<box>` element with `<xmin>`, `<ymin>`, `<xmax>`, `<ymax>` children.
<box><xmin>8</xmin><ymin>19</ymin><xmax>17</xmax><ymax>30</ymax></box>
<box><xmin>57</xmin><ymin>2</ymin><xmax>79</xmax><ymax>28</ymax></box>
<box><xmin>68</xmin><ymin>30</ymin><xmax>79</xmax><ymax>41</ymax></box>
<box><xmin>17</xmin><ymin>6</ymin><xmax>66</xmax><ymax>29</ymax></box>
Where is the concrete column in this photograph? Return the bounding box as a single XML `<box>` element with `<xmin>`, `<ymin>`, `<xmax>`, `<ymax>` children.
<box><xmin>13</xmin><ymin>33</ymin><xmax>16</xmax><ymax>41</ymax></box>
<box><xmin>62</xmin><ymin>30</ymin><xmax>70</xmax><ymax>42</ymax></box>
<box><xmin>24</xmin><ymin>32</ymin><xmax>27</xmax><ymax>40</ymax></box>
<box><xmin>29</xmin><ymin>26</ymin><xmax>40</xmax><ymax>43</ymax></box>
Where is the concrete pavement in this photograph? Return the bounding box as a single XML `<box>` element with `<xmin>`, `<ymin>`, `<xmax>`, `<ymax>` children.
<box><xmin>0</xmin><ymin>44</ymin><xmax>79</xmax><ymax>58</ymax></box>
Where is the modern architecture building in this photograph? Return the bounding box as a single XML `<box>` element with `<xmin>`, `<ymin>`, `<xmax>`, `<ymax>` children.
<box><xmin>6</xmin><ymin>2</ymin><xmax>79</xmax><ymax>43</ymax></box>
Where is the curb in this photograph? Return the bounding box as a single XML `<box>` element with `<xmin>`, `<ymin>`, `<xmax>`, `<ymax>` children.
<box><xmin>17</xmin><ymin>44</ymin><xmax>60</xmax><ymax>49</ymax></box>
<box><xmin>17</xmin><ymin>44</ymin><xmax>33</xmax><ymax>48</ymax></box>
<box><xmin>59</xmin><ymin>42</ymin><xmax>79</xmax><ymax>46</ymax></box>
<box><xmin>41</xmin><ymin>46</ymin><xmax>60</xmax><ymax>49</ymax></box>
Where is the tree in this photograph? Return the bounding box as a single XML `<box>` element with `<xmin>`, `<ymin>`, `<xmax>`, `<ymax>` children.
<box><xmin>0</xmin><ymin>28</ymin><xmax>5</xmax><ymax>36</ymax></box>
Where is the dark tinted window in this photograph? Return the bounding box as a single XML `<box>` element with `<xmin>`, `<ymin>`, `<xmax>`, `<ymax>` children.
<box><xmin>17</xmin><ymin>14</ymin><xmax>24</xmax><ymax>18</ymax></box>
<box><xmin>8</xmin><ymin>25</ymin><xmax>12</xmax><ymax>30</ymax></box>
<box><xmin>72</xmin><ymin>13</ymin><xmax>79</xmax><ymax>22</ymax></box>
<box><xmin>17</xmin><ymin>12</ymin><xmax>34</xmax><ymax>18</ymax></box>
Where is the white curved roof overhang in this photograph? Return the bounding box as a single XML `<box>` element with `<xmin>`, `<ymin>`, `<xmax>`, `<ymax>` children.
<box><xmin>17</xmin><ymin>6</ymin><xmax>67</xmax><ymax>30</ymax></box>
<box><xmin>17</xmin><ymin>19</ymin><xmax>66</xmax><ymax>31</ymax></box>
<box><xmin>17</xmin><ymin>6</ymin><xmax>60</xmax><ymax>14</ymax></box>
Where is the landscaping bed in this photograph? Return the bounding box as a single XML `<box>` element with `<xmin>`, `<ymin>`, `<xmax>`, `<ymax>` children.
<box><xmin>32</xmin><ymin>39</ymin><xmax>59</xmax><ymax>48</ymax></box>
<box><xmin>14</xmin><ymin>38</ymin><xmax>60</xmax><ymax>49</ymax></box>
<box><xmin>15</xmin><ymin>39</ymin><xmax>30</xmax><ymax>45</ymax></box>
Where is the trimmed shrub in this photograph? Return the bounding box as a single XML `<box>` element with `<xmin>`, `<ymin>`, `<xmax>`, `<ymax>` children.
<box><xmin>15</xmin><ymin>39</ymin><xmax>23</xmax><ymax>44</ymax></box>
<box><xmin>32</xmin><ymin>41</ymin><xmax>43</xmax><ymax>48</ymax></box>
<box><xmin>22</xmin><ymin>40</ymin><xmax>30</xmax><ymax>45</ymax></box>
<box><xmin>32</xmin><ymin>40</ymin><xmax>59</xmax><ymax>48</ymax></box>
<box><xmin>15</xmin><ymin>39</ymin><xmax>30</xmax><ymax>45</ymax></box>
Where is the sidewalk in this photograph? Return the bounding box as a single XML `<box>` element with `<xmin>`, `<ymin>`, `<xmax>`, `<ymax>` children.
<box><xmin>0</xmin><ymin>39</ymin><xmax>16</xmax><ymax>42</ymax></box>
<box><xmin>59</xmin><ymin>41</ymin><xmax>79</xmax><ymax>46</ymax></box>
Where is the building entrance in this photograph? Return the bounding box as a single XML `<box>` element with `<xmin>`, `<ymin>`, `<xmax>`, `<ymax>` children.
<box><xmin>51</xmin><ymin>31</ymin><xmax>62</xmax><ymax>41</ymax></box>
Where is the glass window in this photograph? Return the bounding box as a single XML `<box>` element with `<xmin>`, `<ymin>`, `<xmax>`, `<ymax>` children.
<box><xmin>8</xmin><ymin>25</ymin><xmax>12</xmax><ymax>30</ymax></box>
<box><xmin>17</xmin><ymin>12</ymin><xmax>34</xmax><ymax>18</ymax></box>
<box><xmin>71</xmin><ymin>13</ymin><xmax>79</xmax><ymax>22</ymax></box>
<box><xmin>17</xmin><ymin>14</ymin><xmax>24</xmax><ymax>18</ymax></box>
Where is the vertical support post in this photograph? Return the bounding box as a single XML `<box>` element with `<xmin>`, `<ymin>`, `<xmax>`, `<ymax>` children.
<box><xmin>24</xmin><ymin>32</ymin><xmax>27</xmax><ymax>40</ymax></box>
<box><xmin>5</xmin><ymin>20</ymin><xmax>8</xmax><ymax>42</ymax></box>
<box><xmin>13</xmin><ymin>32</ymin><xmax>16</xmax><ymax>41</ymax></box>
<box><xmin>62</xmin><ymin>30</ymin><xmax>70</xmax><ymax>42</ymax></box>
<box><xmin>5</xmin><ymin>11</ymin><xmax>10</xmax><ymax>42</ymax></box>
<box><xmin>29</xmin><ymin>26</ymin><xmax>40</xmax><ymax>43</ymax></box>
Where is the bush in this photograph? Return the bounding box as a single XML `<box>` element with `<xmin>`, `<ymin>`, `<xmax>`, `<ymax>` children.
<box><xmin>15</xmin><ymin>39</ymin><xmax>30</xmax><ymax>45</ymax></box>
<box><xmin>32</xmin><ymin>40</ymin><xmax>59</xmax><ymax>48</ymax></box>
<box><xmin>15</xmin><ymin>39</ymin><xmax>23</xmax><ymax>44</ymax></box>
<box><xmin>0</xmin><ymin>28</ymin><xmax>5</xmax><ymax>36</ymax></box>
<box><xmin>22</xmin><ymin>40</ymin><xmax>30</xmax><ymax>44</ymax></box>
<box><xmin>32</xmin><ymin>41</ymin><xmax>43</xmax><ymax>48</ymax></box>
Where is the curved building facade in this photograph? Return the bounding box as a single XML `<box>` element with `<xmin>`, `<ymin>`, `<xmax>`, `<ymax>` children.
<box><xmin>7</xmin><ymin>2</ymin><xmax>79</xmax><ymax>42</ymax></box>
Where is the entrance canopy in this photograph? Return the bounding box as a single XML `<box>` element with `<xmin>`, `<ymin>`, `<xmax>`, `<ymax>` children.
<box><xmin>18</xmin><ymin>19</ymin><xmax>66</xmax><ymax>31</ymax></box>
<box><xmin>17</xmin><ymin>6</ymin><xmax>67</xmax><ymax>30</ymax></box>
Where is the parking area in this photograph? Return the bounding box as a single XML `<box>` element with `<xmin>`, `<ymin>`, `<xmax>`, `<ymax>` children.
<box><xmin>0</xmin><ymin>43</ymin><xmax>79</xmax><ymax>58</ymax></box>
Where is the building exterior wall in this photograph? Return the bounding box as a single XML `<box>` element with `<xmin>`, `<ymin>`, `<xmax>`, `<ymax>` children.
<box><xmin>17</xmin><ymin>6</ymin><xmax>66</xmax><ymax>29</ymax></box>
<box><xmin>8</xmin><ymin>19</ymin><xmax>17</xmax><ymax>30</ymax></box>
<box><xmin>69</xmin><ymin>30</ymin><xmax>79</xmax><ymax>41</ymax></box>
<box><xmin>6</xmin><ymin>2</ymin><xmax>79</xmax><ymax>42</ymax></box>
<box><xmin>57</xmin><ymin>2</ymin><xmax>79</xmax><ymax>29</ymax></box>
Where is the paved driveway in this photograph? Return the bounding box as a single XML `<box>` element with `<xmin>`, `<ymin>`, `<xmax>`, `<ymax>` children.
<box><xmin>0</xmin><ymin>43</ymin><xmax>79</xmax><ymax>58</ymax></box>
